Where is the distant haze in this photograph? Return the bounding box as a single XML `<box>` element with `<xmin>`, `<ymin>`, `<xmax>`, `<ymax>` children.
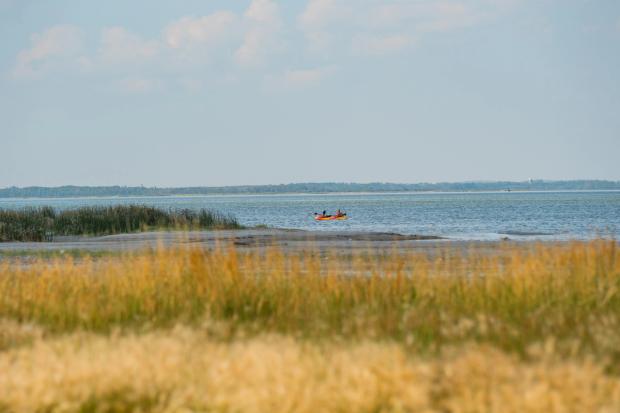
<box><xmin>1</xmin><ymin>0</ymin><xmax>619</xmax><ymax>187</ymax></box>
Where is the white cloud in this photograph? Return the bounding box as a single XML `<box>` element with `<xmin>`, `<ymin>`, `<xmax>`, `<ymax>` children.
<box><xmin>11</xmin><ymin>1</ymin><xmax>526</xmax><ymax>83</ymax></box>
<box><xmin>298</xmin><ymin>0</ymin><xmax>349</xmax><ymax>52</ymax></box>
<box><xmin>235</xmin><ymin>0</ymin><xmax>283</xmax><ymax>65</ymax></box>
<box><xmin>163</xmin><ymin>12</ymin><xmax>237</xmax><ymax>49</ymax></box>
<box><xmin>13</xmin><ymin>25</ymin><xmax>83</xmax><ymax>77</ymax></box>
<box><xmin>244</xmin><ymin>0</ymin><xmax>279</xmax><ymax>24</ymax></box>
<box><xmin>269</xmin><ymin>66</ymin><xmax>336</xmax><ymax>90</ymax></box>
<box><xmin>99</xmin><ymin>27</ymin><xmax>159</xmax><ymax>64</ymax></box>
<box><xmin>296</xmin><ymin>0</ymin><xmax>510</xmax><ymax>55</ymax></box>
<box><xmin>298</xmin><ymin>0</ymin><xmax>344</xmax><ymax>29</ymax></box>
<box><xmin>235</xmin><ymin>29</ymin><xmax>272</xmax><ymax>65</ymax></box>
<box><xmin>351</xmin><ymin>34</ymin><xmax>414</xmax><ymax>56</ymax></box>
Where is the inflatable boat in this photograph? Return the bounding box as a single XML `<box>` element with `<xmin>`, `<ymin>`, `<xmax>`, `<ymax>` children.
<box><xmin>314</xmin><ymin>215</ymin><xmax>348</xmax><ymax>221</ymax></box>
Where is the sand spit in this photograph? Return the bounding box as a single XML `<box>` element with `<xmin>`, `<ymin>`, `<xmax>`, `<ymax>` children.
<box><xmin>0</xmin><ymin>229</ymin><xmax>447</xmax><ymax>254</ymax></box>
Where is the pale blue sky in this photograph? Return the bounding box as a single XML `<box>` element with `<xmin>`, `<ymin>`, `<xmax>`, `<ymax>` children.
<box><xmin>1</xmin><ymin>0</ymin><xmax>619</xmax><ymax>187</ymax></box>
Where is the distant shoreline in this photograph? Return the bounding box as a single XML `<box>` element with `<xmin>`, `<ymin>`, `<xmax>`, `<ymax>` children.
<box><xmin>1</xmin><ymin>188</ymin><xmax>620</xmax><ymax>201</ymax></box>
<box><xmin>1</xmin><ymin>180</ymin><xmax>619</xmax><ymax>199</ymax></box>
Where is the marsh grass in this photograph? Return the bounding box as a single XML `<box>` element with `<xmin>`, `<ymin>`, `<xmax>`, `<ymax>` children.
<box><xmin>2</xmin><ymin>329</ymin><xmax>620</xmax><ymax>413</ymax></box>
<box><xmin>1</xmin><ymin>241</ymin><xmax>619</xmax><ymax>355</ymax></box>
<box><xmin>0</xmin><ymin>205</ymin><xmax>242</xmax><ymax>241</ymax></box>
<box><xmin>1</xmin><ymin>240</ymin><xmax>620</xmax><ymax>412</ymax></box>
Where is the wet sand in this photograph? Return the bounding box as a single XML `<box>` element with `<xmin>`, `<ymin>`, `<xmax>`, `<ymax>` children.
<box><xmin>0</xmin><ymin>229</ymin><xmax>437</xmax><ymax>251</ymax></box>
<box><xmin>0</xmin><ymin>229</ymin><xmax>536</xmax><ymax>259</ymax></box>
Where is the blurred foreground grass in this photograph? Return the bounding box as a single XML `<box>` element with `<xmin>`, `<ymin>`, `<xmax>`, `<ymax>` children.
<box><xmin>1</xmin><ymin>240</ymin><xmax>619</xmax><ymax>412</ymax></box>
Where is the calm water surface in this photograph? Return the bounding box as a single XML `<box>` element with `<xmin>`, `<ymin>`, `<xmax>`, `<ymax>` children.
<box><xmin>1</xmin><ymin>191</ymin><xmax>619</xmax><ymax>241</ymax></box>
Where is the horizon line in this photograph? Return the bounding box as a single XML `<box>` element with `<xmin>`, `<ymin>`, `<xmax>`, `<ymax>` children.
<box><xmin>2</xmin><ymin>179</ymin><xmax>620</xmax><ymax>191</ymax></box>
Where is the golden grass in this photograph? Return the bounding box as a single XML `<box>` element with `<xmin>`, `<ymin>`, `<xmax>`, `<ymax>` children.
<box><xmin>1</xmin><ymin>241</ymin><xmax>618</xmax><ymax>347</ymax></box>
<box><xmin>2</xmin><ymin>328</ymin><xmax>620</xmax><ymax>413</ymax></box>
<box><xmin>1</xmin><ymin>240</ymin><xmax>620</xmax><ymax>412</ymax></box>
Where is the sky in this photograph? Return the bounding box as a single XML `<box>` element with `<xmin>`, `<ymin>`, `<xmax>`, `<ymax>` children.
<box><xmin>1</xmin><ymin>0</ymin><xmax>619</xmax><ymax>187</ymax></box>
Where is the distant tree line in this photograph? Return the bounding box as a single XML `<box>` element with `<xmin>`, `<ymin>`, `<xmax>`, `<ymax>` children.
<box><xmin>0</xmin><ymin>180</ymin><xmax>619</xmax><ymax>198</ymax></box>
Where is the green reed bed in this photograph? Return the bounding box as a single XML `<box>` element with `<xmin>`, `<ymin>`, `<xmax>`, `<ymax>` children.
<box><xmin>0</xmin><ymin>205</ymin><xmax>242</xmax><ymax>241</ymax></box>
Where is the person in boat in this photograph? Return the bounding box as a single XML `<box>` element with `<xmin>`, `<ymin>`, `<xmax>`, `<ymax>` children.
<box><xmin>335</xmin><ymin>209</ymin><xmax>346</xmax><ymax>217</ymax></box>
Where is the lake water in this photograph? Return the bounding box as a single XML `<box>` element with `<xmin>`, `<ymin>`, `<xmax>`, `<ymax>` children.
<box><xmin>1</xmin><ymin>191</ymin><xmax>619</xmax><ymax>241</ymax></box>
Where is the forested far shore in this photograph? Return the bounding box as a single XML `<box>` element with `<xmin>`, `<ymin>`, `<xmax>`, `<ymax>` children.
<box><xmin>1</xmin><ymin>180</ymin><xmax>619</xmax><ymax>198</ymax></box>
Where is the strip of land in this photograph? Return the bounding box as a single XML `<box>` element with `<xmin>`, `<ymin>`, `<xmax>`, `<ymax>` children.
<box><xmin>2</xmin><ymin>180</ymin><xmax>619</xmax><ymax>198</ymax></box>
<box><xmin>0</xmin><ymin>229</ymin><xmax>448</xmax><ymax>255</ymax></box>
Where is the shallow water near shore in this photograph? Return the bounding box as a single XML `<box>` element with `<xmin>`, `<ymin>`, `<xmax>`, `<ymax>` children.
<box><xmin>1</xmin><ymin>191</ymin><xmax>618</xmax><ymax>241</ymax></box>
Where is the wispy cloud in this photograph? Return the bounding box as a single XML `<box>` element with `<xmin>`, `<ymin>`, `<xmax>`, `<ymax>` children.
<box><xmin>235</xmin><ymin>0</ymin><xmax>283</xmax><ymax>66</ymax></box>
<box><xmin>296</xmin><ymin>0</ymin><xmax>516</xmax><ymax>55</ymax></box>
<box><xmin>163</xmin><ymin>12</ymin><xmax>237</xmax><ymax>50</ymax></box>
<box><xmin>13</xmin><ymin>25</ymin><xmax>83</xmax><ymax>78</ymax></box>
<box><xmin>11</xmin><ymin>0</ymin><xmax>529</xmax><ymax>85</ymax></box>
<box><xmin>99</xmin><ymin>27</ymin><xmax>159</xmax><ymax>64</ymax></box>
<box><xmin>298</xmin><ymin>0</ymin><xmax>349</xmax><ymax>52</ymax></box>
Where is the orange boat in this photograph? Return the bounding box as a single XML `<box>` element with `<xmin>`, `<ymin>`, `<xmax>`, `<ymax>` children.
<box><xmin>314</xmin><ymin>214</ymin><xmax>348</xmax><ymax>221</ymax></box>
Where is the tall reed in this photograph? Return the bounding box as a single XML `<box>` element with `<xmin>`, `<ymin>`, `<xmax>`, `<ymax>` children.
<box><xmin>0</xmin><ymin>205</ymin><xmax>242</xmax><ymax>241</ymax></box>
<box><xmin>1</xmin><ymin>241</ymin><xmax>619</xmax><ymax>361</ymax></box>
<box><xmin>2</xmin><ymin>241</ymin><xmax>620</xmax><ymax>412</ymax></box>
